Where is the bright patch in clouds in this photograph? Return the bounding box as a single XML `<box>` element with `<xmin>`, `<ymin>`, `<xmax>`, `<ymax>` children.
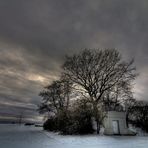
<box><xmin>28</xmin><ymin>74</ymin><xmax>46</xmax><ymax>83</ymax></box>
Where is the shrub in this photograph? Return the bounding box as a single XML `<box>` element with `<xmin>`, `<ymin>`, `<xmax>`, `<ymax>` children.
<box><xmin>128</xmin><ymin>104</ymin><xmax>148</xmax><ymax>133</ymax></box>
<box><xmin>43</xmin><ymin>100</ymin><xmax>95</xmax><ymax>135</ymax></box>
<box><xmin>43</xmin><ymin>117</ymin><xmax>58</xmax><ymax>131</ymax></box>
<box><xmin>61</xmin><ymin>100</ymin><xmax>94</xmax><ymax>135</ymax></box>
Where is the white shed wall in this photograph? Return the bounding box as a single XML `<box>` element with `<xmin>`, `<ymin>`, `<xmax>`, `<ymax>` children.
<box><xmin>104</xmin><ymin>111</ymin><xmax>136</xmax><ymax>135</ymax></box>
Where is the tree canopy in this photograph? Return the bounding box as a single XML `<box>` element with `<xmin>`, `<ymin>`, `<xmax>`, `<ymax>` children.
<box><xmin>63</xmin><ymin>49</ymin><xmax>137</xmax><ymax>107</ymax></box>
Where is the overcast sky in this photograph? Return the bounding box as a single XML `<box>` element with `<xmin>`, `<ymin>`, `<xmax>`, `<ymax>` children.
<box><xmin>0</xmin><ymin>0</ymin><xmax>148</xmax><ymax>121</ymax></box>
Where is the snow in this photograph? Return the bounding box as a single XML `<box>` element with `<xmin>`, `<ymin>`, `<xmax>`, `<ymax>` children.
<box><xmin>129</xmin><ymin>124</ymin><xmax>148</xmax><ymax>136</ymax></box>
<box><xmin>0</xmin><ymin>124</ymin><xmax>148</xmax><ymax>148</ymax></box>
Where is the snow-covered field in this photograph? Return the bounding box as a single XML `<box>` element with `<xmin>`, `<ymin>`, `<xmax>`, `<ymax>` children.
<box><xmin>0</xmin><ymin>124</ymin><xmax>148</xmax><ymax>148</ymax></box>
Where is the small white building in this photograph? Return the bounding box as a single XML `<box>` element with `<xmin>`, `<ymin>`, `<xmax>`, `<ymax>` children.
<box><xmin>104</xmin><ymin>111</ymin><xmax>136</xmax><ymax>135</ymax></box>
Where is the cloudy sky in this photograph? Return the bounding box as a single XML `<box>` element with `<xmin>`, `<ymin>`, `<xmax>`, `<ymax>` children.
<box><xmin>0</xmin><ymin>0</ymin><xmax>148</xmax><ymax>122</ymax></box>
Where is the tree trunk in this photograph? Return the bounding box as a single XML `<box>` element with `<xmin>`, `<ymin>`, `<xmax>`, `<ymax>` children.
<box><xmin>126</xmin><ymin>112</ymin><xmax>129</xmax><ymax>128</ymax></box>
<box><xmin>92</xmin><ymin>101</ymin><xmax>101</xmax><ymax>134</ymax></box>
<box><xmin>96</xmin><ymin>120</ymin><xmax>100</xmax><ymax>134</ymax></box>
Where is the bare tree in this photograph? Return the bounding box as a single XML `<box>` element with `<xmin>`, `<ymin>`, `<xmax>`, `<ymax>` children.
<box><xmin>123</xmin><ymin>98</ymin><xmax>137</xmax><ymax>127</ymax></box>
<box><xmin>128</xmin><ymin>101</ymin><xmax>148</xmax><ymax>132</ymax></box>
<box><xmin>103</xmin><ymin>81</ymin><xmax>134</xmax><ymax>111</ymax></box>
<box><xmin>63</xmin><ymin>49</ymin><xmax>137</xmax><ymax>133</ymax></box>
<box><xmin>39</xmin><ymin>78</ymin><xmax>72</xmax><ymax>116</ymax></box>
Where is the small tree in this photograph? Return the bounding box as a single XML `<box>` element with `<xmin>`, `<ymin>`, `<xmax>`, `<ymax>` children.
<box><xmin>39</xmin><ymin>78</ymin><xmax>72</xmax><ymax>115</ymax></box>
<box><xmin>39</xmin><ymin>78</ymin><xmax>72</xmax><ymax>131</ymax></box>
<box><xmin>123</xmin><ymin>98</ymin><xmax>137</xmax><ymax>127</ymax></box>
<box><xmin>63</xmin><ymin>49</ymin><xmax>137</xmax><ymax>133</ymax></box>
<box><xmin>103</xmin><ymin>81</ymin><xmax>134</xmax><ymax>111</ymax></box>
<box><xmin>128</xmin><ymin>101</ymin><xmax>148</xmax><ymax>132</ymax></box>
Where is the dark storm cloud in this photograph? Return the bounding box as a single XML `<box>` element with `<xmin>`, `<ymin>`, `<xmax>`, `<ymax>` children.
<box><xmin>0</xmin><ymin>0</ymin><xmax>148</xmax><ymax>119</ymax></box>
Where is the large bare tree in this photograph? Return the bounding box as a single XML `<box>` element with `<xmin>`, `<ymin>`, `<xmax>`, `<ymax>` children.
<box><xmin>63</xmin><ymin>48</ymin><xmax>137</xmax><ymax>133</ymax></box>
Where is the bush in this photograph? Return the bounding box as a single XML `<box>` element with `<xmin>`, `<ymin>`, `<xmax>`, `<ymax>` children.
<box><xmin>43</xmin><ymin>101</ymin><xmax>94</xmax><ymax>135</ymax></box>
<box><xmin>60</xmin><ymin>113</ymin><xmax>94</xmax><ymax>135</ymax></box>
<box><xmin>43</xmin><ymin>117</ymin><xmax>58</xmax><ymax>131</ymax></box>
<box><xmin>60</xmin><ymin>100</ymin><xmax>94</xmax><ymax>135</ymax></box>
<box><xmin>43</xmin><ymin>110</ymin><xmax>71</xmax><ymax>133</ymax></box>
<box><xmin>128</xmin><ymin>104</ymin><xmax>148</xmax><ymax>133</ymax></box>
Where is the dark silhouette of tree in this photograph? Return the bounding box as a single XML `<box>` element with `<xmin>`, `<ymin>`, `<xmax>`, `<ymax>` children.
<box><xmin>128</xmin><ymin>101</ymin><xmax>148</xmax><ymax>132</ymax></box>
<box><xmin>39</xmin><ymin>78</ymin><xmax>72</xmax><ymax>115</ymax></box>
<box><xmin>103</xmin><ymin>81</ymin><xmax>134</xmax><ymax>111</ymax></box>
<box><xmin>63</xmin><ymin>49</ymin><xmax>137</xmax><ymax>133</ymax></box>
<box><xmin>124</xmin><ymin>98</ymin><xmax>137</xmax><ymax>127</ymax></box>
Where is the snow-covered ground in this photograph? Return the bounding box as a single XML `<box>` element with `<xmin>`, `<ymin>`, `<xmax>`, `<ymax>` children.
<box><xmin>0</xmin><ymin>124</ymin><xmax>148</xmax><ymax>148</ymax></box>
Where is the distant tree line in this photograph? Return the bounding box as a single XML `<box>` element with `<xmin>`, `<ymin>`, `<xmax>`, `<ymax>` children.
<box><xmin>38</xmin><ymin>49</ymin><xmax>148</xmax><ymax>135</ymax></box>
